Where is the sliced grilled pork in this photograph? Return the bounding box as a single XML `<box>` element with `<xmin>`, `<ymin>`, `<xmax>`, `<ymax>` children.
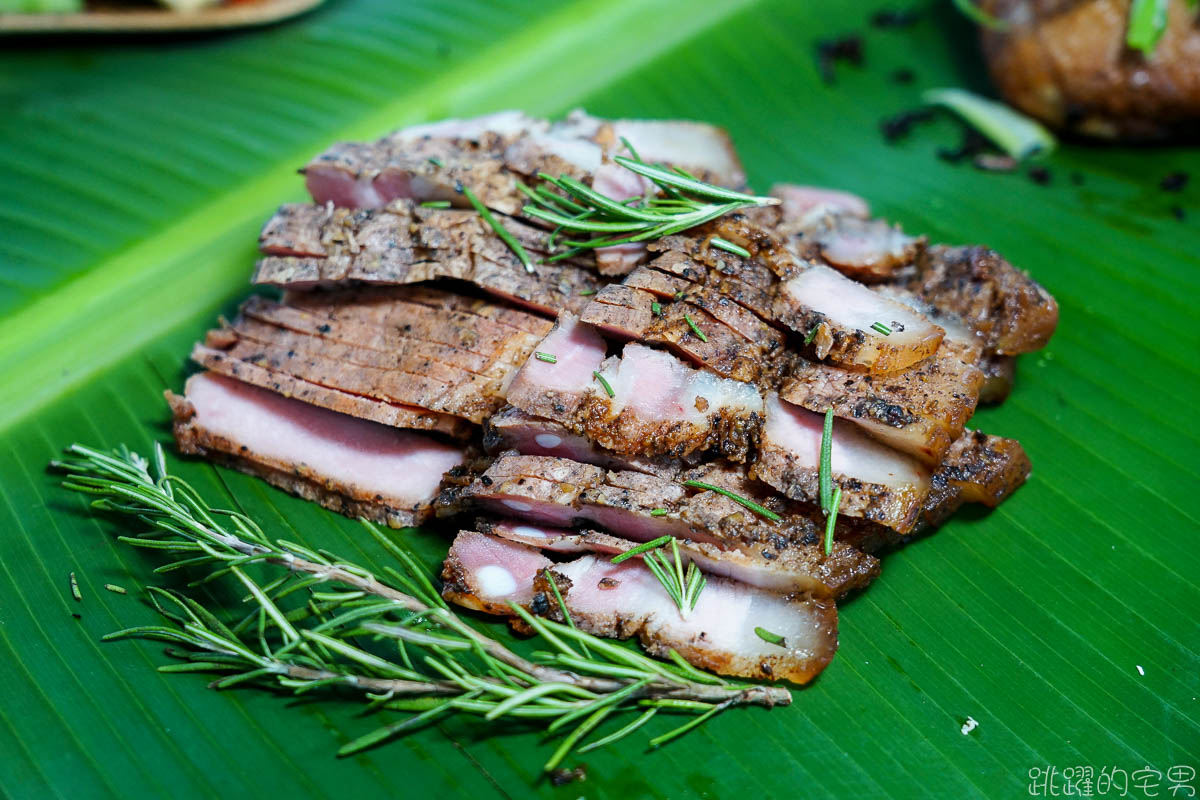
<box><xmin>253</xmin><ymin>202</ymin><xmax>604</xmax><ymax>316</ymax></box>
<box><xmin>921</xmin><ymin>430</ymin><xmax>1031</xmax><ymax>527</ymax></box>
<box><xmin>440</xmin><ymin>530</ymin><xmax>552</xmax><ymax>614</ymax></box>
<box><xmin>775</xmin><ymin>265</ymin><xmax>945</xmax><ymax>373</ymax></box>
<box><xmin>483</xmin><ymin>406</ymin><xmax>681</xmax><ymax>479</ymax></box>
<box><xmin>905</xmin><ymin>245</ymin><xmax>1059</xmax><ymax>356</ymax></box>
<box><xmin>448</xmin><ymin>453</ymin><xmax>879</xmax><ymax>598</ymax></box>
<box><xmin>537</xmin><ymin>556</ymin><xmax>838</xmax><ymax>683</ymax></box>
<box><xmin>754</xmin><ymin>394</ymin><xmax>932</xmax><ymax>533</ymax></box>
<box><xmin>770</xmin><ymin>183</ymin><xmax>871</xmax><ymax>221</ymax></box>
<box><xmin>779</xmin><ymin>345</ymin><xmax>985</xmax><ymax>465</ymax></box>
<box><xmin>789</xmin><ymin>214</ymin><xmax>925</xmax><ymax>284</ymax></box>
<box><xmin>507</xmin><ymin>316</ymin><xmax>764</xmax><ymax>462</ymax></box>
<box><xmin>978</xmin><ymin>355</ymin><xmax>1016</xmax><ymax>404</ymax></box>
<box><xmin>196</xmin><ymin>288</ymin><xmax>550</xmax><ymax>426</ymax></box>
<box><xmin>168</xmin><ymin>373</ymin><xmax>464</xmax><ymax>527</ymax></box>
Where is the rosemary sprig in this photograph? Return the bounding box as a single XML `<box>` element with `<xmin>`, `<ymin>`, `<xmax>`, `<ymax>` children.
<box><xmin>610</xmin><ymin>536</ymin><xmax>706</xmax><ymax>618</ymax></box>
<box><xmin>682</xmin><ymin>480</ymin><xmax>783</xmax><ymax>523</ymax></box>
<box><xmin>818</xmin><ymin>409</ymin><xmax>841</xmax><ymax>556</ymax></box>
<box><xmin>710</xmin><ymin>237</ymin><xmax>750</xmax><ymax>258</ymax></box>
<box><xmin>462</xmin><ymin>185</ymin><xmax>534</xmax><ymax>274</ymax></box>
<box><xmin>52</xmin><ymin>444</ymin><xmax>787</xmax><ymax>769</ymax></box>
<box><xmin>520</xmin><ymin>151</ymin><xmax>777</xmax><ymax>253</ymax></box>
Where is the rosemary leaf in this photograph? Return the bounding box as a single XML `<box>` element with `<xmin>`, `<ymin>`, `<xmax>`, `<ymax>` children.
<box><xmin>681</xmin><ymin>480</ymin><xmax>782</xmax><ymax>523</ymax></box>
<box><xmin>754</xmin><ymin>627</ymin><xmax>786</xmax><ymax>647</ymax></box>
<box><xmin>534</xmin><ymin>351</ymin><xmax>558</xmax><ymax>364</ymax></box>
<box><xmin>592</xmin><ymin>370</ymin><xmax>615</xmax><ymax>398</ymax></box>
<box><xmin>1127</xmin><ymin>0</ymin><xmax>1169</xmax><ymax>55</ymax></box>
<box><xmin>462</xmin><ymin>185</ymin><xmax>534</xmax><ymax>273</ymax></box>
<box><xmin>684</xmin><ymin>313</ymin><xmax>709</xmax><ymax>343</ymax></box>
<box><xmin>710</xmin><ymin>237</ymin><xmax>750</xmax><ymax>258</ymax></box>
<box><xmin>824</xmin><ymin>487</ymin><xmax>842</xmax><ymax>557</ymax></box>
<box><xmin>870</xmin><ymin>321</ymin><xmax>892</xmax><ymax>336</ymax></box>
<box><xmin>819</xmin><ymin>408</ymin><xmax>834</xmax><ymax>513</ymax></box>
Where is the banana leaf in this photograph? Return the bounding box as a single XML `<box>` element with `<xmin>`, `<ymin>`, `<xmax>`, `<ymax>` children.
<box><xmin>1</xmin><ymin>0</ymin><xmax>1197</xmax><ymax>797</ymax></box>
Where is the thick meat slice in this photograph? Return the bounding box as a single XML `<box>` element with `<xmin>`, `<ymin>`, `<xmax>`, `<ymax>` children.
<box><xmin>483</xmin><ymin>406</ymin><xmax>680</xmax><ymax>479</ymax></box>
<box><xmin>253</xmin><ymin>202</ymin><xmax>603</xmax><ymax>316</ymax></box>
<box><xmin>504</xmin><ymin>312</ymin><xmax>609</xmax><ymax>421</ymax></box>
<box><xmin>905</xmin><ymin>245</ymin><xmax>1058</xmax><ymax>356</ymax></box>
<box><xmin>790</xmin><ymin>214</ymin><xmax>925</xmax><ymax>283</ymax></box>
<box><xmin>167</xmin><ymin>373</ymin><xmax>464</xmax><ymax>527</ymax></box>
<box><xmin>450</xmin><ymin>454</ymin><xmax>879</xmax><ymax>598</ymax></box>
<box><xmin>199</xmin><ymin>289</ymin><xmax>549</xmax><ymax>425</ymax></box>
<box><xmin>779</xmin><ymin>345</ymin><xmax>985</xmax><ymax>465</ymax></box>
<box><xmin>539</xmin><ymin>556</ymin><xmax>838</xmax><ymax>683</ymax></box>
<box><xmin>441</xmin><ymin>531</ymin><xmax>552</xmax><ymax>614</ymax></box>
<box><xmin>753</xmin><ymin>394</ymin><xmax>932</xmax><ymax>533</ymax></box>
<box><xmin>775</xmin><ymin>265</ymin><xmax>945</xmax><ymax>373</ymax></box>
<box><xmin>978</xmin><ymin>355</ymin><xmax>1016</xmax><ymax>405</ymax></box>
<box><xmin>921</xmin><ymin>430</ymin><xmax>1032</xmax><ymax>527</ymax></box>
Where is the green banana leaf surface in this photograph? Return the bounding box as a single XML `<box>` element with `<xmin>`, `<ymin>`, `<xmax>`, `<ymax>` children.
<box><xmin>1</xmin><ymin>0</ymin><xmax>1197</xmax><ymax>797</ymax></box>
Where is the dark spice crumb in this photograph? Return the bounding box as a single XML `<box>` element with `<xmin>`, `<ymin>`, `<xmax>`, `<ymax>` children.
<box><xmin>815</xmin><ymin>35</ymin><xmax>864</xmax><ymax>84</ymax></box>
<box><xmin>72</xmin><ymin>613</ymin><xmax>82</xmax><ymax>620</ymax></box>
<box><xmin>1161</xmin><ymin>171</ymin><xmax>1189</xmax><ymax>192</ymax></box>
<box><xmin>530</xmin><ymin>592</ymin><xmax>549</xmax><ymax>615</ymax></box>
<box><xmin>891</xmin><ymin>67</ymin><xmax>916</xmax><ymax>84</ymax></box>
<box><xmin>549</xmin><ymin>766</ymin><xmax>586</xmax><ymax>786</ymax></box>
<box><xmin>871</xmin><ymin>8</ymin><xmax>921</xmax><ymax>27</ymax></box>
<box><xmin>479</xmin><ymin>475</ymin><xmax>493</xmax><ymax>486</ymax></box>
<box><xmin>1028</xmin><ymin>166</ymin><xmax>1052</xmax><ymax>185</ymax></box>
<box><xmin>1171</xmin><ymin>205</ymin><xmax>1186</xmax><ymax>221</ymax></box>
<box><xmin>880</xmin><ymin>107</ymin><xmax>935</xmax><ymax>142</ymax></box>
<box><xmin>937</xmin><ymin>127</ymin><xmax>990</xmax><ymax>163</ymax></box>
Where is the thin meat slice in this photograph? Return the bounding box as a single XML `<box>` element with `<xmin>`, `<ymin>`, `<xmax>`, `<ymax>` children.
<box><xmin>905</xmin><ymin>245</ymin><xmax>1058</xmax><ymax>356</ymax></box>
<box><xmin>754</xmin><ymin>393</ymin><xmax>932</xmax><ymax>533</ymax></box>
<box><xmin>441</xmin><ymin>531</ymin><xmax>552</xmax><ymax>615</ymax></box>
<box><xmin>450</xmin><ymin>454</ymin><xmax>879</xmax><ymax>598</ymax></box>
<box><xmin>254</xmin><ymin>202</ymin><xmax>603</xmax><ymax>316</ymax></box>
<box><xmin>770</xmin><ymin>183</ymin><xmax>871</xmax><ymax>221</ymax></box>
<box><xmin>191</xmin><ymin>343</ymin><xmax>472</xmax><ymax>439</ymax></box>
<box><xmin>775</xmin><ymin>265</ymin><xmax>944</xmax><ymax>373</ymax></box>
<box><xmin>483</xmin><ymin>406</ymin><xmax>680</xmax><ymax>479</ymax></box>
<box><xmin>168</xmin><ymin>373</ymin><xmax>464</xmax><ymax>527</ymax></box>
<box><xmin>538</xmin><ymin>556</ymin><xmax>838</xmax><ymax>683</ymax></box>
<box><xmin>779</xmin><ymin>345</ymin><xmax>985</xmax><ymax>465</ymax></box>
<box><xmin>796</xmin><ymin>215</ymin><xmax>924</xmax><ymax>283</ymax></box>
<box><xmin>505</xmin><ymin>313</ymin><xmax>609</xmax><ymax>421</ymax></box>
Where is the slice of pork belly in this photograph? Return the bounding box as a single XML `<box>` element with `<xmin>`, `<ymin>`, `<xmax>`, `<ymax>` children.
<box><xmin>441</xmin><ymin>531</ymin><xmax>552</xmax><ymax>615</ymax></box>
<box><xmin>580</xmin><ymin>283</ymin><xmax>783</xmax><ymax>383</ymax></box>
<box><xmin>753</xmin><ymin>393</ymin><xmax>932</xmax><ymax>533</ymax></box>
<box><xmin>199</xmin><ymin>289</ymin><xmax>549</xmax><ymax>425</ymax></box>
<box><xmin>483</xmin><ymin>406</ymin><xmax>681</xmax><ymax>479</ymax></box>
<box><xmin>191</xmin><ymin>343</ymin><xmax>473</xmax><ymax>439</ymax></box>
<box><xmin>453</xmin><ymin>454</ymin><xmax>879</xmax><ymax>598</ymax></box>
<box><xmin>921</xmin><ymin>430</ymin><xmax>1031</xmax><ymax>527</ymax></box>
<box><xmin>790</xmin><ymin>214</ymin><xmax>925</xmax><ymax>284</ymax></box>
<box><xmin>978</xmin><ymin>355</ymin><xmax>1016</xmax><ymax>405</ymax></box>
<box><xmin>770</xmin><ymin>183</ymin><xmax>871</xmax><ymax>221</ymax></box>
<box><xmin>538</xmin><ymin>557</ymin><xmax>838</xmax><ymax>683</ymax></box>
<box><xmin>779</xmin><ymin>345</ymin><xmax>985</xmax><ymax>465</ymax></box>
<box><xmin>904</xmin><ymin>245</ymin><xmax>1058</xmax><ymax>355</ymax></box>
<box><xmin>168</xmin><ymin>373</ymin><xmax>464</xmax><ymax>527</ymax></box>
<box><xmin>507</xmin><ymin>318</ymin><xmax>765</xmax><ymax>462</ymax></box>
<box><xmin>253</xmin><ymin>202</ymin><xmax>604</xmax><ymax>316</ymax></box>
<box><xmin>774</xmin><ymin>265</ymin><xmax>944</xmax><ymax>373</ymax></box>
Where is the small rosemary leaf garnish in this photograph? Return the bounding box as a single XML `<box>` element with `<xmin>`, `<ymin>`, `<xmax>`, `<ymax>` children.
<box><xmin>684</xmin><ymin>314</ymin><xmax>709</xmax><ymax>343</ymax></box>
<box><xmin>819</xmin><ymin>408</ymin><xmax>835</xmax><ymax>513</ymax></box>
<box><xmin>709</xmin><ymin>237</ymin><xmax>751</xmax><ymax>258</ymax></box>
<box><xmin>1127</xmin><ymin>0</ymin><xmax>1169</xmax><ymax>55</ymax></box>
<box><xmin>462</xmin><ymin>185</ymin><xmax>534</xmax><ymax>274</ymax></box>
<box><xmin>534</xmin><ymin>351</ymin><xmax>557</xmax><ymax>364</ymax></box>
<box><xmin>823</xmin><ymin>487</ymin><xmax>842</xmax><ymax>556</ymax></box>
<box><xmin>681</xmin><ymin>480</ymin><xmax>783</xmax><ymax>523</ymax></box>
<box><xmin>804</xmin><ymin>325</ymin><xmax>819</xmax><ymax>345</ymax></box>
<box><xmin>951</xmin><ymin>0</ymin><xmax>1010</xmax><ymax>31</ymax></box>
<box><xmin>651</xmin><ymin>301</ymin><xmax>662</xmax><ymax>316</ymax></box>
<box><xmin>69</xmin><ymin>571</ymin><xmax>81</xmax><ymax>602</ymax></box>
<box><xmin>649</xmin><ymin>508</ymin><xmax>669</xmax><ymax>517</ymax></box>
<box><xmin>52</xmin><ymin>443</ymin><xmax>790</xmax><ymax>768</ymax></box>
<box><xmin>419</xmin><ymin>200</ymin><xmax>452</xmax><ymax>209</ymax></box>
<box><xmin>613</xmin><ymin>157</ymin><xmax>780</xmax><ymax>206</ymax></box>
<box><xmin>923</xmin><ymin>88</ymin><xmax>1056</xmax><ymax>160</ymax></box>
<box><xmin>579</xmin><ymin>289</ymin><xmax>597</xmax><ymax>296</ymax></box>
<box><xmin>105</xmin><ymin>584</ymin><xmax>127</xmax><ymax>595</ymax></box>
<box><xmin>427</xmin><ymin>157</ymin><xmax>444</xmax><ymax>168</ymax></box>
<box><xmin>610</xmin><ymin>535</ymin><xmax>674</xmax><ymax>564</ymax></box>
<box><xmin>870</xmin><ymin>321</ymin><xmax>892</xmax><ymax>336</ymax></box>
<box><xmin>754</xmin><ymin>627</ymin><xmax>786</xmax><ymax>647</ymax></box>
<box><xmin>592</xmin><ymin>371</ymin><xmax>615</xmax><ymax>398</ymax></box>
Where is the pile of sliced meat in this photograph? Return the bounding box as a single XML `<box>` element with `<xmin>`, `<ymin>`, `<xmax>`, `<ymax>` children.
<box><xmin>167</xmin><ymin>109</ymin><xmax>1056</xmax><ymax>686</ymax></box>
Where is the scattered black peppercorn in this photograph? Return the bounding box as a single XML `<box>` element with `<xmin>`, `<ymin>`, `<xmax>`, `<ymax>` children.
<box><xmin>880</xmin><ymin>107</ymin><xmax>935</xmax><ymax>142</ymax></box>
<box><xmin>891</xmin><ymin>67</ymin><xmax>916</xmax><ymax>84</ymax></box>
<box><xmin>549</xmin><ymin>766</ymin><xmax>586</xmax><ymax>786</ymax></box>
<box><xmin>871</xmin><ymin>8</ymin><xmax>921</xmax><ymax>28</ymax></box>
<box><xmin>1161</xmin><ymin>171</ymin><xmax>1189</xmax><ymax>192</ymax></box>
<box><xmin>1028</xmin><ymin>166</ymin><xmax>1052</xmax><ymax>185</ymax></box>
<box><xmin>937</xmin><ymin>127</ymin><xmax>990</xmax><ymax>163</ymax></box>
<box><xmin>1171</xmin><ymin>205</ymin><xmax>1186</xmax><ymax>221</ymax></box>
<box><xmin>815</xmin><ymin>35</ymin><xmax>864</xmax><ymax>84</ymax></box>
